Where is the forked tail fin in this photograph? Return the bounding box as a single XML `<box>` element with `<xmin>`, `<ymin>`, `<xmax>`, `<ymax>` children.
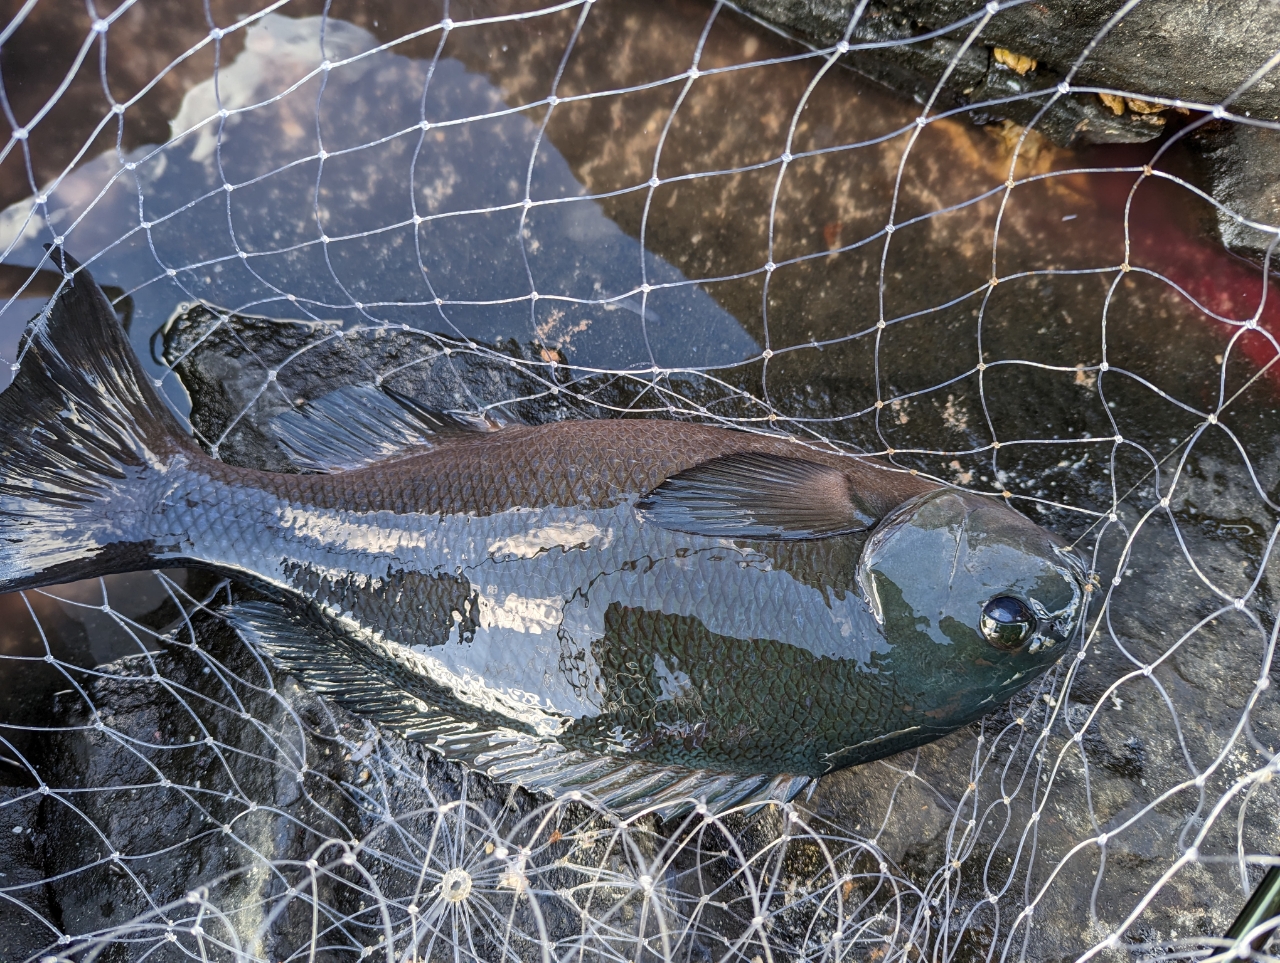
<box><xmin>0</xmin><ymin>248</ymin><xmax>193</xmax><ymax>592</ymax></box>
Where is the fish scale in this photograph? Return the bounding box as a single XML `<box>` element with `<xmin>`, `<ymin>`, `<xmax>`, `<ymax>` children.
<box><xmin>0</xmin><ymin>251</ymin><xmax>1087</xmax><ymax>813</ymax></box>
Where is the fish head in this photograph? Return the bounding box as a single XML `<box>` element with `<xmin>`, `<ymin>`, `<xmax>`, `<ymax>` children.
<box><xmin>856</xmin><ymin>488</ymin><xmax>1086</xmax><ymax>731</ymax></box>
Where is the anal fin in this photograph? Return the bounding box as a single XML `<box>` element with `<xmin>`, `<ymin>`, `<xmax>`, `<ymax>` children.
<box><xmin>225</xmin><ymin>600</ymin><xmax>811</xmax><ymax>817</ymax></box>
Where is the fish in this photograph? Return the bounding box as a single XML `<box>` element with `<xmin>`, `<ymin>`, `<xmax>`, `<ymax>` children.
<box><xmin>0</xmin><ymin>249</ymin><xmax>1087</xmax><ymax>813</ymax></box>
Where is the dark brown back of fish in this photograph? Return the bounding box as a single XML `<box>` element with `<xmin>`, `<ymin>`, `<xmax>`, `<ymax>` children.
<box><xmin>242</xmin><ymin>420</ymin><xmax>940</xmax><ymax>520</ymax></box>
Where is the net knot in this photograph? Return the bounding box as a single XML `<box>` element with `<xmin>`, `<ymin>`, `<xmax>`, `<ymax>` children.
<box><xmin>441</xmin><ymin>867</ymin><xmax>473</xmax><ymax>902</ymax></box>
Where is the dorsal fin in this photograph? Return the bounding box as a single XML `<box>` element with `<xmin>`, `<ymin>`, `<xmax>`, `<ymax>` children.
<box><xmin>636</xmin><ymin>452</ymin><xmax>875</xmax><ymax>540</ymax></box>
<box><xmin>270</xmin><ymin>384</ymin><xmax>495</xmax><ymax>472</ymax></box>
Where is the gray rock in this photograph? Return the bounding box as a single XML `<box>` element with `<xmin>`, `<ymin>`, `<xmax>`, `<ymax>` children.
<box><xmin>909</xmin><ymin>0</ymin><xmax>1280</xmax><ymax>121</ymax></box>
<box><xmin>0</xmin><ymin>792</ymin><xmax>51</xmax><ymax>962</ymax></box>
<box><xmin>1187</xmin><ymin>122</ymin><xmax>1280</xmax><ymax>268</ymax></box>
<box><xmin>158</xmin><ymin>306</ymin><xmax>704</xmax><ymax>471</ymax></box>
<box><xmin>736</xmin><ymin>0</ymin><xmax>1279</xmax><ymax>140</ymax></box>
<box><xmin>735</xmin><ymin>0</ymin><xmax>1280</xmax><ymax>261</ymax></box>
<box><xmin>11</xmin><ymin>607</ymin><xmax>638</xmax><ymax>962</ymax></box>
<box><xmin>739</xmin><ymin>0</ymin><xmax>1166</xmax><ymax>145</ymax></box>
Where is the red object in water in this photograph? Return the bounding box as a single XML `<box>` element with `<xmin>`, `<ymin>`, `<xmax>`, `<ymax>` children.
<box><xmin>1124</xmin><ymin>158</ymin><xmax>1279</xmax><ymax>387</ymax></box>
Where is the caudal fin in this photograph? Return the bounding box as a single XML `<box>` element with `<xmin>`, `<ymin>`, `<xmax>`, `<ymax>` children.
<box><xmin>0</xmin><ymin>248</ymin><xmax>192</xmax><ymax>592</ymax></box>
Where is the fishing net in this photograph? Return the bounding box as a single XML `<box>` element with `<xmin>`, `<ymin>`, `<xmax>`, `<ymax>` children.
<box><xmin>0</xmin><ymin>0</ymin><xmax>1278</xmax><ymax>960</ymax></box>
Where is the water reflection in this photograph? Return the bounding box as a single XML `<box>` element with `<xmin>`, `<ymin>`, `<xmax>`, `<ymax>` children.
<box><xmin>0</xmin><ymin>10</ymin><xmax>759</xmax><ymax>381</ymax></box>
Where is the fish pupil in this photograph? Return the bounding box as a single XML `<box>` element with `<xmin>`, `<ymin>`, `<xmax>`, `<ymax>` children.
<box><xmin>979</xmin><ymin>596</ymin><xmax>1037</xmax><ymax>649</ymax></box>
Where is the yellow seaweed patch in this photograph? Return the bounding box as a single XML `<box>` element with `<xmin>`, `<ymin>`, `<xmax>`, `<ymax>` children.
<box><xmin>1098</xmin><ymin>92</ymin><xmax>1126</xmax><ymax>115</ymax></box>
<box><xmin>993</xmin><ymin>47</ymin><xmax>1037</xmax><ymax>75</ymax></box>
<box><xmin>1125</xmin><ymin>97</ymin><xmax>1166</xmax><ymax>114</ymax></box>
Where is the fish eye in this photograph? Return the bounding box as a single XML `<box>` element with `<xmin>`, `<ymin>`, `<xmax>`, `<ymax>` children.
<box><xmin>979</xmin><ymin>596</ymin><xmax>1037</xmax><ymax>650</ymax></box>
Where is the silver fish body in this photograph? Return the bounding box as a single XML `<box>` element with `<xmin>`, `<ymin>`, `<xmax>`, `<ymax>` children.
<box><xmin>0</xmin><ymin>251</ymin><xmax>1087</xmax><ymax>812</ymax></box>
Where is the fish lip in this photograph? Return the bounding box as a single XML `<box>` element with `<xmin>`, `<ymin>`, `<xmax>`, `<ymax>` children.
<box><xmin>1023</xmin><ymin>569</ymin><xmax>1086</xmax><ymax>655</ymax></box>
<box><xmin>1050</xmin><ymin>544</ymin><xmax>1089</xmax><ymax>630</ymax></box>
<box><xmin>1053</xmin><ymin>542</ymin><xmax>1089</xmax><ymax>582</ymax></box>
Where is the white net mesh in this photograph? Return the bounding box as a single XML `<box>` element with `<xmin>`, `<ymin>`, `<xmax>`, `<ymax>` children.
<box><xmin>0</xmin><ymin>1</ymin><xmax>1278</xmax><ymax>960</ymax></box>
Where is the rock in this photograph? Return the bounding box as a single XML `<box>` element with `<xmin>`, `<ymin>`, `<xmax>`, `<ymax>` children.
<box><xmin>1187</xmin><ymin>122</ymin><xmax>1280</xmax><ymax>268</ymax></box>
<box><xmin>733</xmin><ymin>0</ymin><xmax>1280</xmax><ymax>261</ymax></box>
<box><xmin>11</xmin><ymin>607</ymin><xmax>636</xmax><ymax>962</ymax></box>
<box><xmin>739</xmin><ymin>0</ymin><xmax>1163</xmax><ymax>145</ymax></box>
<box><xmin>159</xmin><ymin>306</ymin><xmax>698</xmax><ymax>471</ymax></box>
<box><xmin>908</xmin><ymin>0</ymin><xmax>1280</xmax><ymax>122</ymax></box>
<box><xmin>0</xmin><ymin>792</ymin><xmax>51</xmax><ymax>962</ymax></box>
<box><xmin>734</xmin><ymin>0</ymin><xmax>1279</xmax><ymax>144</ymax></box>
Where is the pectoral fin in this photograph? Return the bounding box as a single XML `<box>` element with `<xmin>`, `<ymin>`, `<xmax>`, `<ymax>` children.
<box><xmin>636</xmin><ymin>452</ymin><xmax>875</xmax><ymax>540</ymax></box>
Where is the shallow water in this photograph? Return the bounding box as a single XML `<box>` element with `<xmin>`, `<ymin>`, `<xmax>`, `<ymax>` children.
<box><xmin>0</xmin><ymin>1</ymin><xmax>1277</xmax><ymax>960</ymax></box>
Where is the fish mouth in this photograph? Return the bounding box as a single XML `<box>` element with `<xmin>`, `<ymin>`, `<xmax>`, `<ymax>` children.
<box><xmin>1048</xmin><ymin>545</ymin><xmax>1089</xmax><ymax>633</ymax></box>
<box><xmin>1019</xmin><ymin>551</ymin><xmax>1087</xmax><ymax>656</ymax></box>
<box><xmin>1052</xmin><ymin>540</ymin><xmax>1089</xmax><ymax>584</ymax></box>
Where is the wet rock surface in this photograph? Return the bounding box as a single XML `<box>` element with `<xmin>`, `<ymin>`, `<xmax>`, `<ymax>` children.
<box><xmin>2</xmin><ymin>604</ymin><xmax>599</xmax><ymax>962</ymax></box>
<box><xmin>735</xmin><ymin>0</ymin><xmax>1280</xmax><ymax>135</ymax></box>
<box><xmin>739</xmin><ymin>0</ymin><xmax>1167</xmax><ymax>146</ymax></box>
<box><xmin>1187</xmin><ymin>122</ymin><xmax>1280</xmax><ymax>269</ymax></box>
